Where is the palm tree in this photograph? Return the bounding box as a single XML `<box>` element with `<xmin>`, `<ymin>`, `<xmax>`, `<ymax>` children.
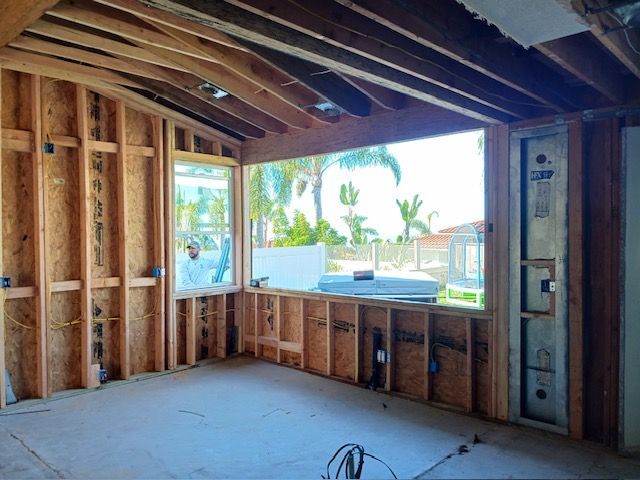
<box><xmin>396</xmin><ymin>194</ymin><xmax>424</xmax><ymax>243</ymax></box>
<box><xmin>249</xmin><ymin>161</ymin><xmax>298</xmax><ymax>247</ymax></box>
<box><xmin>294</xmin><ymin>146</ymin><xmax>401</xmax><ymax>223</ymax></box>
<box><xmin>339</xmin><ymin>181</ymin><xmax>378</xmax><ymax>247</ymax></box>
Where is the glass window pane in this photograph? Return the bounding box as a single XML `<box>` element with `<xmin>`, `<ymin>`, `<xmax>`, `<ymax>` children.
<box><xmin>175</xmin><ymin>161</ymin><xmax>233</xmax><ymax>290</ymax></box>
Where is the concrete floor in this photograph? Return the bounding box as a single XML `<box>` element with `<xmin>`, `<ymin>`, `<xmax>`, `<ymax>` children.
<box><xmin>1</xmin><ymin>356</ymin><xmax>639</xmax><ymax>479</ymax></box>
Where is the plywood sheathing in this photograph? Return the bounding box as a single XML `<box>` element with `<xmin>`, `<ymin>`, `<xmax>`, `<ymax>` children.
<box><xmin>1</xmin><ymin>70</ymin><xmax>30</xmax><ymax>130</ymax></box>
<box><xmin>393</xmin><ymin>310</ymin><xmax>425</xmax><ymax>398</ymax></box>
<box><xmin>431</xmin><ymin>315</ymin><xmax>468</xmax><ymax>410</ymax></box>
<box><xmin>280</xmin><ymin>296</ymin><xmax>301</xmax><ymax>366</ymax></box>
<box><xmin>243</xmin><ymin>292</ymin><xmax>255</xmax><ymax>354</ymax></box>
<box><xmin>258</xmin><ymin>293</ymin><xmax>277</xmax><ymax>361</ymax></box>
<box><xmin>361</xmin><ymin>305</ymin><xmax>387</xmax><ymax>390</ymax></box>
<box><xmin>333</xmin><ymin>302</ymin><xmax>356</xmax><ymax>381</ymax></box>
<box><xmin>92</xmin><ymin>287</ymin><xmax>121</xmax><ymax>379</ymax></box>
<box><xmin>4</xmin><ymin>298</ymin><xmax>38</xmax><ymax>400</ymax></box>
<box><xmin>176</xmin><ymin>299</ymin><xmax>186</xmax><ymax>365</ymax></box>
<box><xmin>49</xmin><ymin>291</ymin><xmax>81</xmax><ymax>392</ymax></box>
<box><xmin>129</xmin><ymin>288</ymin><xmax>155</xmax><ymax>375</ymax></box>
<box><xmin>475</xmin><ymin>319</ymin><xmax>490</xmax><ymax>415</ymax></box>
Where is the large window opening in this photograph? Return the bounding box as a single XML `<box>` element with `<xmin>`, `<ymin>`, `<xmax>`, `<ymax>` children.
<box><xmin>249</xmin><ymin>130</ymin><xmax>485</xmax><ymax>308</ymax></box>
<box><xmin>174</xmin><ymin>161</ymin><xmax>233</xmax><ymax>291</ymax></box>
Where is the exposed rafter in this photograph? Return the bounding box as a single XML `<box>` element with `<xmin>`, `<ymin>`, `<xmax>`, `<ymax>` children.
<box><xmin>0</xmin><ymin>0</ymin><xmax>60</xmax><ymax>47</ymax></box>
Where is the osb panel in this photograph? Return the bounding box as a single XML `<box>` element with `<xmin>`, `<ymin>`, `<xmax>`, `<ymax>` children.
<box><xmin>258</xmin><ymin>294</ymin><xmax>276</xmax><ymax>339</ymax></box>
<box><xmin>126</xmin><ymin>155</ymin><xmax>154</xmax><ymax>277</ymax></box>
<box><xmin>262</xmin><ymin>345</ymin><xmax>277</xmax><ymax>361</ymax></box>
<box><xmin>1</xmin><ymin>70</ymin><xmax>30</xmax><ymax>129</ymax></box>
<box><xmin>280</xmin><ymin>351</ymin><xmax>301</xmax><ymax>367</ymax></box>
<box><xmin>46</xmin><ymin>146</ymin><xmax>80</xmax><ymax>281</ymax></box>
<box><xmin>89</xmin><ymin>153</ymin><xmax>118</xmax><ymax>278</ymax></box>
<box><xmin>475</xmin><ymin>320</ymin><xmax>490</xmax><ymax>415</ymax></box>
<box><xmin>393</xmin><ymin>310</ymin><xmax>425</xmax><ymax>398</ymax></box>
<box><xmin>4</xmin><ymin>298</ymin><xmax>38</xmax><ymax>400</ymax></box>
<box><xmin>87</xmin><ymin>90</ymin><xmax>116</xmax><ymax>143</ymax></box>
<box><xmin>362</xmin><ymin>306</ymin><xmax>387</xmax><ymax>389</ymax></box>
<box><xmin>243</xmin><ymin>293</ymin><xmax>255</xmax><ymax>354</ymax></box>
<box><xmin>281</xmin><ymin>297</ymin><xmax>301</xmax><ymax>342</ymax></box>
<box><xmin>49</xmin><ymin>291</ymin><xmax>82</xmax><ymax>392</ymax></box>
<box><xmin>333</xmin><ymin>303</ymin><xmax>356</xmax><ymax>381</ymax></box>
<box><xmin>176</xmin><ymin>299</ymin><xmax>186</xmax><ymax>365</ymax></box>
<box><xmin>43</xmin><ymin>78</ymin><xmax>76</xmax><ymax>136</ymax></box>
<box><xmin>306</xmin><ymin>299</ymin><xmax>327</xmax><ymax>373</ymax></box>
<box><xmin>2</xmin><ymin>151</ymin><xmax>35</xmax><ymax>286</ymax></box>
<box><xmin>129</xmin><ymin>287</ymin><xmax>155</xmax><ymax>374</ymax></box>
<box><xmin>431</xmin><ymin>315</ymin><xmax>468</xmax><ymax>409</ymax></box>
<box><xmin>92</xmin><ymin>288</ymin><xmax>121</xmax><ymax>380</ymax></box>
<box><xmin>126</xmin><ymin>108</ymin><xmax>153</xmax><ymax>146</ymax></box>
<box><xmin>195</xmin><ymin>296</ymin><xmax>217</xmax><ymax>361</ymax></box>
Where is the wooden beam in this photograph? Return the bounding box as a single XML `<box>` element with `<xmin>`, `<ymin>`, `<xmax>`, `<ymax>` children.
<box><xmin>0</xmin><ymin>69</ymin><xmax>5</xmax><ymax>409</ymax></box>
<box><xmin>535</xmin><ymin>34</ymin><xmax>626</xmax><ymax>105</ymax></box>
<box><xmin>153</xmin><ymin>116</ymin><xmax>165</xmax><ymax>371</ymax></box>
<box><xmin>136</xmin><ymin>42</ymin><xmax>319</xmax><ymax>129</ymax></box>
<box><xmin>0</xmin><ymin>0</ymin><xmax>60</xmax><ymax>47</ymax></box>
<box><xmin>124</xmin><ymin>74</ymin><xmax>269</xmax><ymax>137</ymax></box>
<box><xmin>1</xmin><ymin>128</ymin><xmax>34</xmax><ymax>152</ymax></box>
<box><xmin>186</xmin><ymin>297</ymin><xmax>196</xmax><ymax>365</ymax></box>
<box><xmin>334</xmin><ymin>0</ymin><xmax>582</xmax><ymax>112</ymax></box>
<box><xmin>228</xmin><ymin>0</ymin><xmax>533</xmax><ymax>119</ymax></box>
<box><xmin>239</xmin><ymin>43</ymin><xmax>372</xmax><ymax>117</ymax></box>
<box><xmin>76</xmin><ymin>85</ymin><xmax>93</xmax><ymax>388</ymax></box>
<box><xmin>242</xmin><ymin>104</ymin><xmax>485</xmax><ymax>164</ymax></box>
<box><xmin>172</xmin><ymin>150</ymin><xmax>238</xmax><ymax>167</ymax></box>
<box><xmin>31</xmin><ymin>75</ymin><xmax>48</xmax><ymax>398</ymax></box>
<box><xmin>9</xmin><ymin>35</ymin><xmax>172</xmax><ymax>81</ymax></box>
<box><xmin>163</xmin><ymin>119</ymin><xmax>176</xmax><ymax>370</ymax></box>
<box><xmin>568</xmin><ymin>118</ymin><xmax>584</xmax><ymax>439</ymax></box>
<box><xmin>340</xmin><ymin>74</ymin><xmax>406</xmax><ymax>111</ymax></box>
<box><xmin>144</xmin><ymin>19</ymin><xmax>325</xmax><ymax>118</ymax></box>
<box><xmin>326</xmin><ymin>301</ymin><xmax>334</xmax><ymax>376</ymax></box>
<box><xmin>26</xmin><ymin>19</ymin><xmax>186</xmax><ymax>70</ymax></box>
<box><xmin>135</xmin><ymin>0</ymin><xmax>510</xmax><ymax>123</ymax></box>
<box><xmin>115</xmin><ymin>99</ymin><xmax>130</xmax><ymax>379</ymax></box>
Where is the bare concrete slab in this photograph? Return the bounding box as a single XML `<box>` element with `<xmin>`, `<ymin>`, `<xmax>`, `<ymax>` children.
<box><xmin>1</xmin><ymin>356</ymin><xmax>639</xmax><ymax>479</ymax></box>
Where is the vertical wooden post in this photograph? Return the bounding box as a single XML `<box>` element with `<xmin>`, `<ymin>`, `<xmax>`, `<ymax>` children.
<box><xmin>31</xmin><ymin>75</ymin><xmax>47</xmax><ymax>398</ymax></box>
<box><xmin>385</xmin><ymin>308</ymin><xmax>393</xmax><ymax>391</ymax></box>
<box><xmin>217</xmin><ymin>293</ymin><xmax>227</xmax><ymax>358</ymax></box>
<box><xmin>164</xmin><ymin>120</ymin><xmax>176</xmax><ymax>370</ymax></box>
<box><xmin>41</xmin><ymin>78</ymin><xmax>52</xmax><ymax>394</ymax></box>
<box><xmin>76</xmin><ymin>85</ymin><xmax>93</xmax><ymax>388</ymax></box>
<box><xmin>233</xmin><ymin>165</ymin><xmax>242</xmax><ymax>287</ymax></box>
<box><xmin>184</xmin><ymin>129</ymin><xmax>194</xmax><ymax>152</ymax></box>
<box><xmin>326</xmin><ymin>301</ymin><xmax>334</xmax><ymax>376</ymax></box>
<box><xmin>186</xmin><ymin>296</ymin><xmax>196</xmax><ymax>365</ymax></box>
<box><xmin>242</xmin><ymin>166</ymin><xmax>252</xmax><ymax>288</ymax></box>
<box><xmin>275</xmin><ymin>296</ymin><xmax>282</xmax><ymax>363</ymax></box>
<box><xmin>466</xmin><ymin>317</ymin><xmax>476</xmax><ymax>413</ymax></box>
<box><xmin>153</xmin><ymin>116</ymin><xmax>165</xmax><ymax>372</ymax></box>
<box><xmin>568</xmin><ymin>118</ymin><xmax>584</xmax><ymax>439</ymax></box>
<box><xmin>0</xmin><ymin>69</ymin><xmax>5</xmax><ymax>408</ymax></box>
<box><xmin>254</xmin><ymin>293</ymin><xmax>259</xmax><ymax>357</ymax></box>
<box><xmin>354</xmin><ymin>304</ymin><xmax>361</xmax><ymax>383</ymax></box>
<box><xmin>425</xmin><ymin>312</ymin><xmax>433</xmax><ymax>401</ymax></box>
<box><xmin>300</xmin><ymin>298</ymin><xmax>307</xmax><ymax>369</ymax></box>
<box><xmin>115</xmin><ymin>100</ymin><xmax>130</xmax><ymax>379</ymax></box>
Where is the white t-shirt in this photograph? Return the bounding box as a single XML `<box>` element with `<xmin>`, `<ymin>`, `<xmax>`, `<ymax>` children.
<box><xmin>179</xmin><ymin>254</ymin><xmax>219</xmax><ymax>289</ymax></box>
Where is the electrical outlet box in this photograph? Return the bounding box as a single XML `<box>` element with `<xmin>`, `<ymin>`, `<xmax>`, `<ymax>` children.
<box><xmin>43</xmin><ymin>143</ymin><xmax>55</xmax><ymax>154</ymax></box>
<box><xmin>0</xmin><ymin>276</ymin><xmax>11</xmax><ymax>289</ymax></box>
<box><xmin>429</xmin><ymin>360</ymin><xmax>439</xmax><ymax>373</ymax></box>
<box><xmin>151</xmin><ymin>266</ymin><xmax>166</xmax><ymax>278</ymax></box>
<box><xmin>376</xmin><ymin>349</ymin><xmax>391</xmax><ymax>364</ymax></box>
<box><xmin>541</xmin><ymin>279</ymin><xmax>556</xmax><ymax>293</ymax></box>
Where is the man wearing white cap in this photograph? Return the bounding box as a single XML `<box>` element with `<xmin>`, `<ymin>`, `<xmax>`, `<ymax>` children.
<box><xmin>179</xmin><ymin>239</ymin><xmax>219</xmax><ymax>289</ymax></box>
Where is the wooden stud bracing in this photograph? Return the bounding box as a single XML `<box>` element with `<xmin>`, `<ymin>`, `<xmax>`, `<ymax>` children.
<box><xmin>186</xmin><ymin>296</ymin><xmax>196</xmax><ymax>365</ymax></box>
<box><xmin>153</xmin><ymin>115</ymin><xmax>165</xmax><ymax>371</ymax></box>
<box><xmin>0</xmin><ymin>69</ymin><xmax>5</xmax><ymax>409</ymax></box>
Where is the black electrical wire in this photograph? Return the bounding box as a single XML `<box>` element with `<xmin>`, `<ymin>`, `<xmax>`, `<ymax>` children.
<box><xmin>325</xmin><ymin>443</ymin><xmax>397</xmax><ymax>479</ymax></box>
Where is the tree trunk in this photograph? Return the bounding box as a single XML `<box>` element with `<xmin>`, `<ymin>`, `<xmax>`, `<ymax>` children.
<box><xmin>312</xmin><ymin>180</ymin><xmax>323</xmax><ymax>223</ymax></box>
<box><xmin>256</xmin><ymin>217</ymin><xmax>265</xmax><ymax>248</ymax></box>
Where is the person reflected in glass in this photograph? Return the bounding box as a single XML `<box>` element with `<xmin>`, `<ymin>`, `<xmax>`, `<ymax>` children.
<box><xmin>179</xmin><ymin>239</ymin><xmax>219</xmax><ymax>289</ymax></box>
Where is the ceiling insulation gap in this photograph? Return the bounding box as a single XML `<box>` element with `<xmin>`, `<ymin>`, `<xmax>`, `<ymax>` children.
<box><xmin>456</xmin><ymin>0</ymin><xmax>590</xmax><ymax>48</ymax></box>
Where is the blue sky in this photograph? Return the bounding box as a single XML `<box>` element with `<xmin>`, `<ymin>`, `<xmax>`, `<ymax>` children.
<box><xmin>285</xmin><ymin>129</ymin><xmax>485</xmax><ymax>241</ymax></box>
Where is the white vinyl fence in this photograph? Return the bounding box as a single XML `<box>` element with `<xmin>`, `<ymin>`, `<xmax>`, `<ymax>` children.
<box><xmin>252</xmin><ymin>244</ymin><xmax>326</xmax><ymax>291</ymax></box>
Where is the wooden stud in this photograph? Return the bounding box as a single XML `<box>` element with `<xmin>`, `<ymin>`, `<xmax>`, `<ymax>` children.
<box><xmin>385</xmin><ymin>308</ymin><xmax>393</xmax><ymax>391</ymax></box>
<box><xmin>31</xmin><ymin>75</ymin><xmax>47</xmax><ymax>398</ymax></box>
<box><xmin>300</xmin><ymin>298</ymin><xmax>308</xmax><ymax>369</ymax></box>
<box><xmin>354</xmin><ymin>304</ymin><xmax>361</xmax><ymax>383</ymax></box>
<box><xmin>184</xmin><ymin>128</ymin><xmax>194</xmax><ymax>152</ymax></box>
<box><xmin>233</xmin><ymin>165</ymin><xmax>242</xmax><ymax>287</ymax></box>
<box><xmin>186</xmin><ymin>296</ymin><xmax>196</xmax><ymax>365</ymax></box>
<box><xmin>326</xmin><ymin>301</ymin><xmax>334</xmax><ymax>376</ymax></box>
<box><xmin>466</xmin><ymin>317</ymin><xmax>476</xmax><ymax>413</ymax></box>
<box><xmin>253</xmin><ymin>293</ymin><xmax>259</xmax><ymax>357</ymax></box>
<box><xmin>242</xmin><ymin>166</ymin><xmax>252</xmax><ymax>288</ymax></box>
<box><xmin>236</xmin><ymin>292</ymin><xmax>243</xmax><ymax>353</ymax></box>
<box><xmin>424</xmin><ymin>312</ymin><xmax>432</xmax><ymax>401</ymax></box>
<box><xmin>76</xmin><ymin>85</ymin><xmax>93</xmax><ymax>388</ymax></box>
<box><xmin>163</xmin><ymin>119</ymin><xmax>176</xmax><ymax>370</ymax></box>
<box><xmin>217</xmin><ymin>293</ymin><xmax>227</xmax><ymax>358</ymax></box>
<box><xmin>115</xmin><ymin>99</ymin><xmax>130</xmax><ymax>379</ymax></box>
<box><xmin>274</xmin><ymin>296</ymin><xmax>282</xmax><ymax>363</ymax></box>
<box><xmin>0</xmin><ymin>68</ymin><xmax>5</xmax><ymax>408</ymax></box>
<box><xmin>153</xmin><ymin>115</ymin><xmax>165</xmax><ymax>371</ymax></box>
